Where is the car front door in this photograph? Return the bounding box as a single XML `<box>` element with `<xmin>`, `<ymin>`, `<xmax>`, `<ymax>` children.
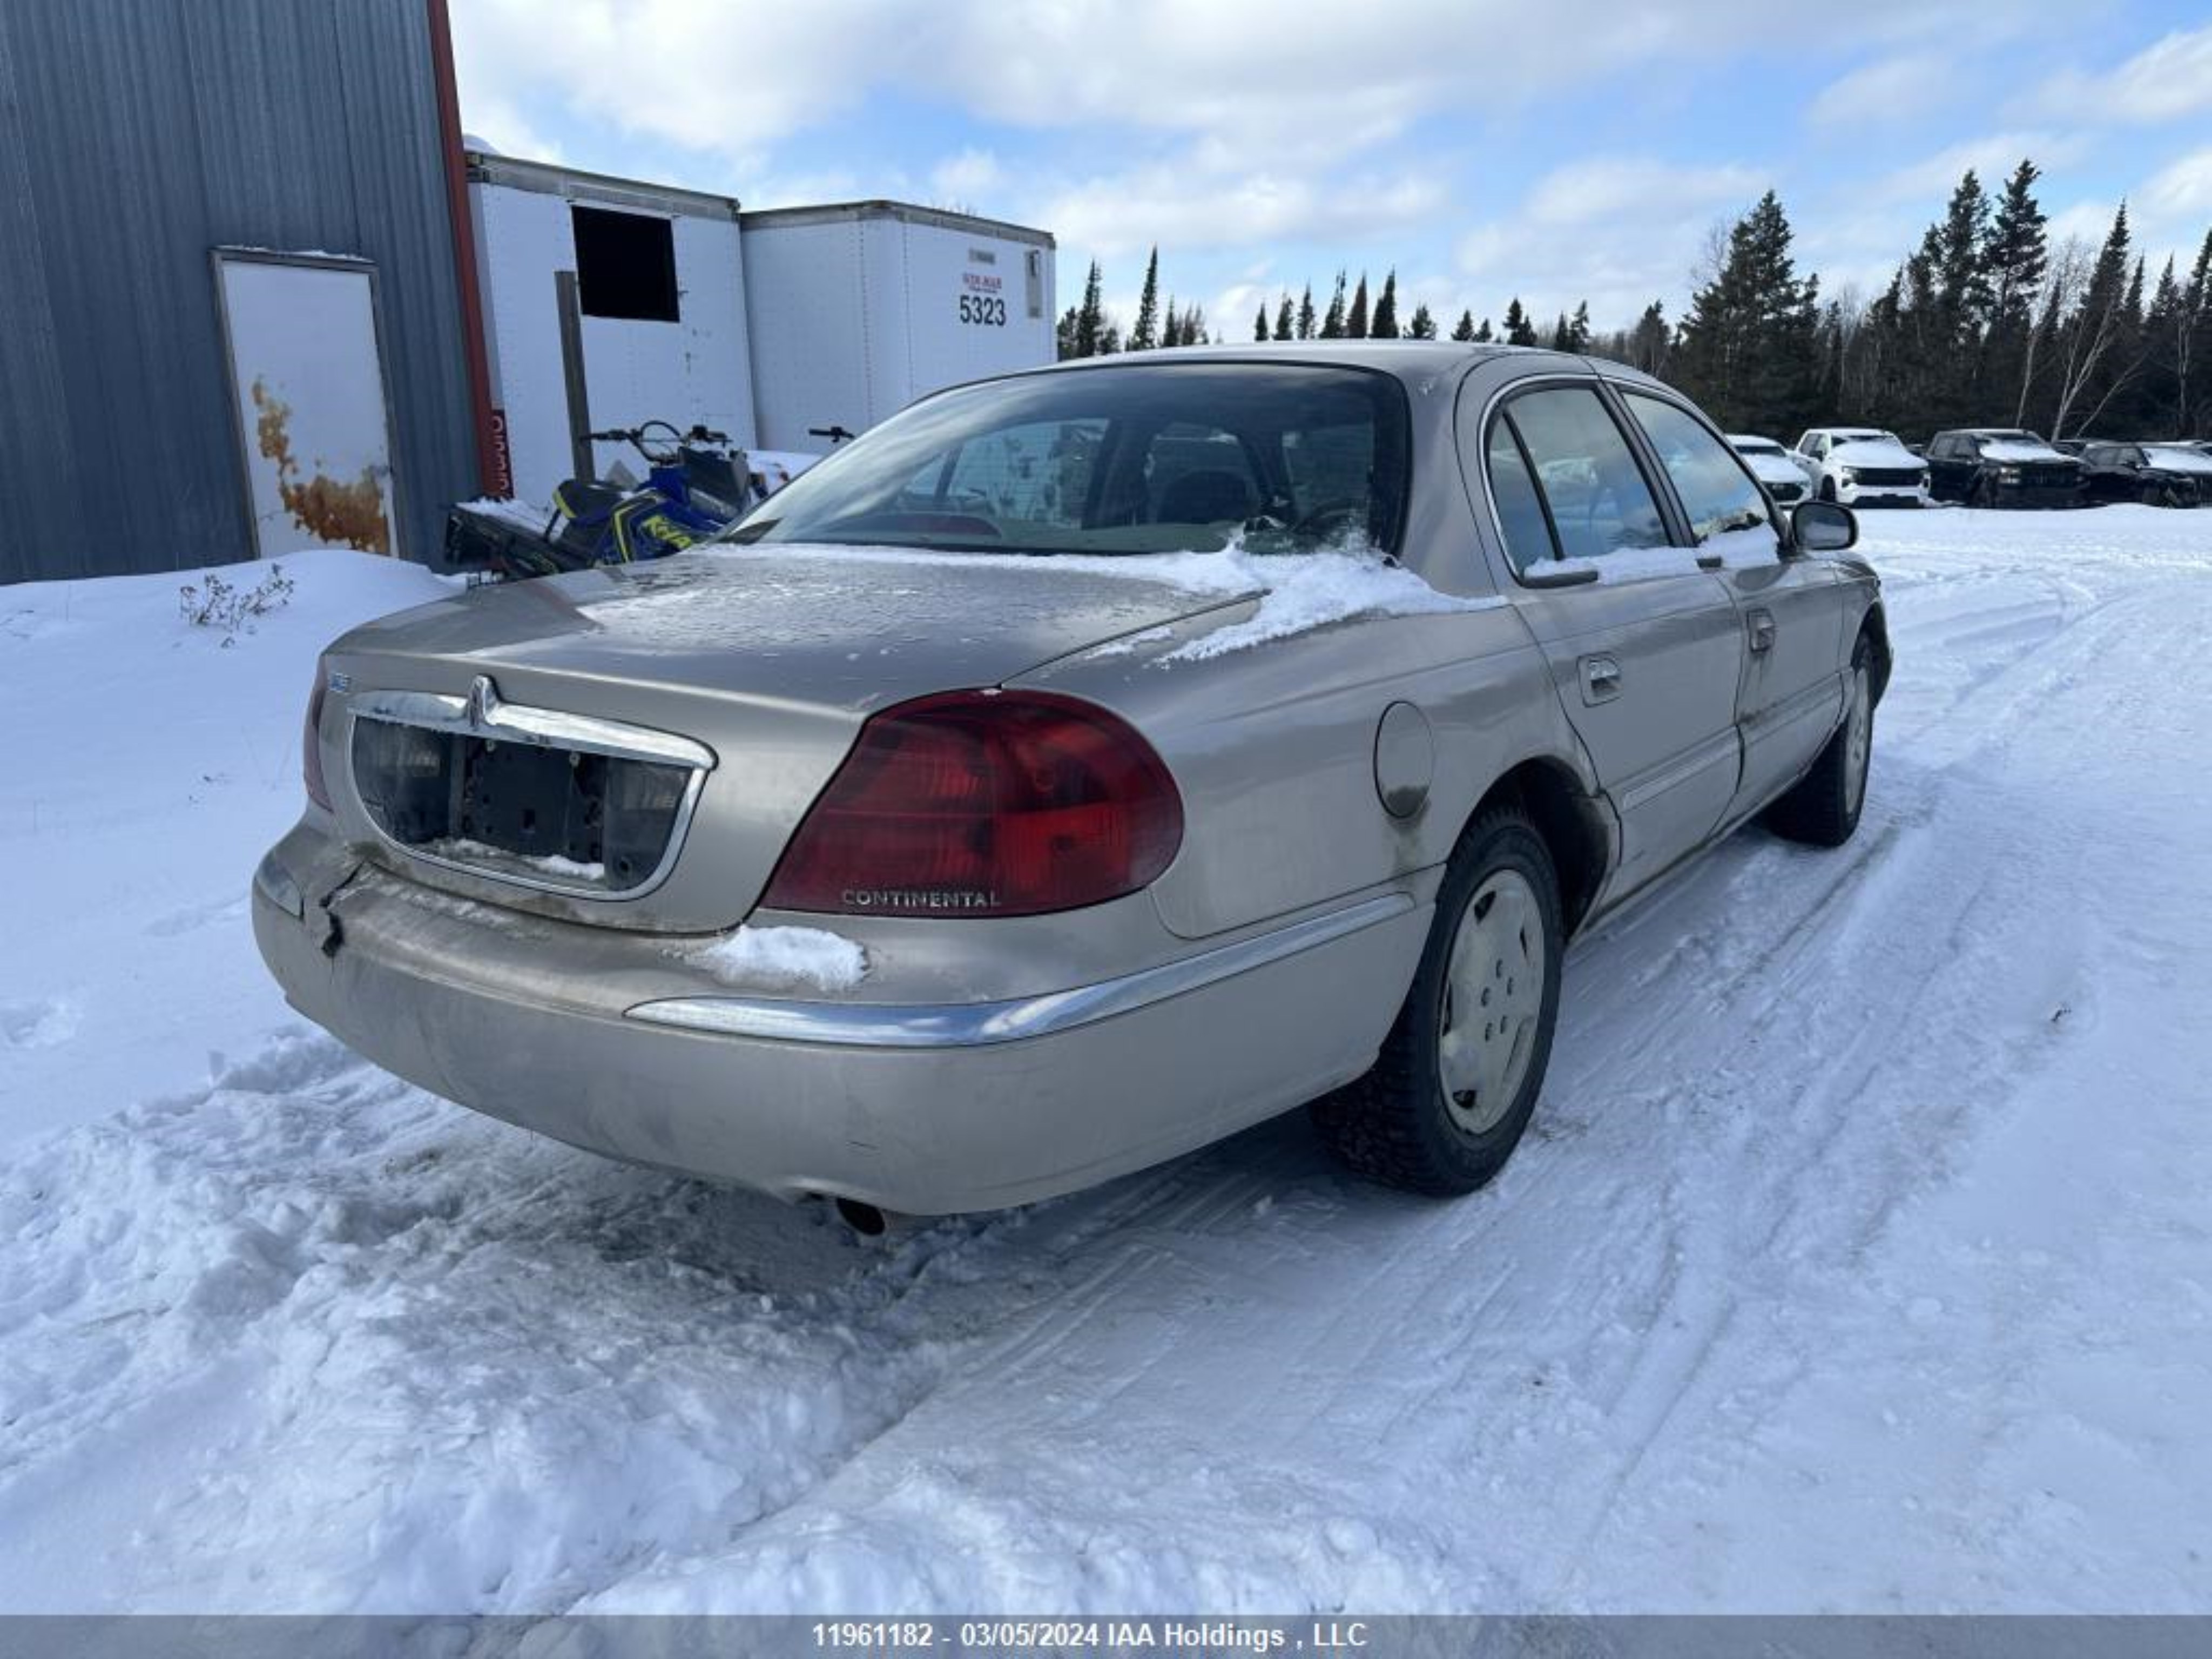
<box><xmin>1939</xmin><ymin>436</ymin><xmax>1982</xmax><ymax>501</ymax></box>
<box><xmin>1617</xmin><ymin>388</ymin><xmax>1845</xmax><ymax>823</ymax></box>
<box><xmin>1472</xmin><ymin>380</ymin><xmax>1744</xmax><ymax>897</ymax></box>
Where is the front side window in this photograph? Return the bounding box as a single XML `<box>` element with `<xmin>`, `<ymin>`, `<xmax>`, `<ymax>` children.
<box><xmin>1623</xmin><ymin>393</ymin><xmax>1776</xmax><ymax>543</ymax></box>
<box><xmin>1491</xmin><ymin>386</ymin><xmax>1668</xmax><ymax>563</ymax></box>
<box><xmin>731</xmin><ymin>364</ymin><xmax>1410</xmax><ymax>557</ymax></box>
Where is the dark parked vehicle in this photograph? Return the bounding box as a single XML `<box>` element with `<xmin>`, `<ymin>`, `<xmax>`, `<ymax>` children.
<box><xmin>1924</xmin><ymin>429</ymin><xmax>2085</xmax><ymax>507</ymax></box>
<box><xmin>2078</xmin><ymin>442</ymin><xmax>2212</xmax><ymax>507</ymax></box>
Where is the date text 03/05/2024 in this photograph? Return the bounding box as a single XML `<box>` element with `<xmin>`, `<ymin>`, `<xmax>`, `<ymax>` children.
<box><xmin>808</xmin><ymin>1620</ymin><xmax>1372</xmax><ymax>1651</ymax></box>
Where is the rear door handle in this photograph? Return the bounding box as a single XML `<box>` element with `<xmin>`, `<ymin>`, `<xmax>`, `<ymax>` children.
<box><xmin>1748</xmin><ymin>609</ymin><xmax>1776</xmax><ymax>654</ymax></box>
<box><xmin>1580</xmin><ymin>654</ymin><xmax>1622</xmax><ymax>704</ymax></box>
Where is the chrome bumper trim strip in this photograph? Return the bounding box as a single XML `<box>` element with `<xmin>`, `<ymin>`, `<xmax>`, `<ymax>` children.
<box><xmin>624</xmin><ymin>892</ymin><xmax>1418</xmax><ymax>1049</ymax></box>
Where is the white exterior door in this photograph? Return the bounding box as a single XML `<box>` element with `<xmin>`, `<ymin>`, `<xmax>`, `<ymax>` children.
<box><xmin>214</xmin><ymin>250</ymin><xmax>397</xmax><ymax>557</ymax></box>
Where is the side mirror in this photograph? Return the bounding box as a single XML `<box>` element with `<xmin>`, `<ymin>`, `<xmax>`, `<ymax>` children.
<box><xmin>1790</xmin><ymin>498</ymin><xmax>1857</xmax><ymax>554</ymax></box>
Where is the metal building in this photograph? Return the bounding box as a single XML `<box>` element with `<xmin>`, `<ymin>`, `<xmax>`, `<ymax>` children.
<box><xmin>0</xmin><ymin>0</ymin><xmax>482</xmax><ymax>583</ymax></box>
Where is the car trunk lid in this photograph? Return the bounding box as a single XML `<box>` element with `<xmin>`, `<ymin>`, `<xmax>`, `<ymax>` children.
<box><xmin>322</xmin><ymin>545</ymin><xmax>1252</xmax><ymax>932</ymax></box>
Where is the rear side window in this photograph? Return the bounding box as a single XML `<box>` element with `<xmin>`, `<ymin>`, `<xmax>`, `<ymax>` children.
<box><xmin>1492</xmin><ymin>386</ymin><xmax>1668</xmax><ymax>563</ymax></box>
<box><xmin>1622</xmin><ymin>393</ymin><xmax>1775</xmax><ymax>542</ymax></box>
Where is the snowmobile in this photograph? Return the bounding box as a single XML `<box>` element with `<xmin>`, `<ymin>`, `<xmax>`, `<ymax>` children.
<box><xmin>444</xmin><ymin>422</ymin><xmax>761</xmax><ymax>579</ymax></box>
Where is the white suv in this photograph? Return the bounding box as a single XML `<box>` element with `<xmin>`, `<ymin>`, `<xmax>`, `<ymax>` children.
<box><xmin>1793</xmin><ymin>427</ymin><xmax>1931</xmax><ymax>508</ymax></box>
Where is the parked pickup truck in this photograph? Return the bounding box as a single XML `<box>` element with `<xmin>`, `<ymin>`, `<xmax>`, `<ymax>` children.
<box><xmin>1792</xmin><ymin>428</ymin><xmax>1930</xmax><ymax>508</ymax></box>
<box><xmin>1924</xmin><ymin>429</ymin><xmax>2085</xmax><ymax>508</ymax></box>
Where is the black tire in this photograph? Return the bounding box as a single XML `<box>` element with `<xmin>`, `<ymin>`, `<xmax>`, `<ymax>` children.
<box><xmin>1769</xmin><ymin>633</ymin><xmax>1875</xmax><ymax>847</ymax></box>
<box><xmin>1313</xmin><ymin>809</ymin><xmax>1564</xmax><ymax>1196</ymax></box>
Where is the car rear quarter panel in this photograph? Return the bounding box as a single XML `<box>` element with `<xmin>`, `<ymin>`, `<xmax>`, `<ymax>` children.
<box><xmin>1021</xmin><ymin>605</ymin><xmax>1587</xmax><ymax>940</ymax></box>
<box><xmin>1019</xmin><ymin>359</ymin><xmax>1604</xmax><ymax>942</ymax></box>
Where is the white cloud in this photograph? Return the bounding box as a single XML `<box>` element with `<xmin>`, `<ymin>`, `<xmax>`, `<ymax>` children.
<box><xmin>1871</xmin><ymin>131</ymin><xmax>2083</xmax><ymax>203</ymax></box>
<box><xmin>1453</xmin><ymin>156</ymin><xmax>1770</xmax><ymax>327</ymax></box>
<box><xmin>2044</xmin><ymin>198</ymin><xmax>2117</xmax><ymax>251</ymax></box>
<box><xmin>2142</xmin><ymin>149</ymin><xmax>2212</xmax><ymax>221</ymax></box>
<box><xmin>1041</xmin><ymin>158</ymin><xmax>1446</xmax><ymax>258</ymax></box>
<box><xmin>1526</xmin><ymin>158</ymin><xmax>1766</xmax><ymax>227</ymax></box>
<box><xmin>449</xmin><ymin>0</ymin><xmax>1941</xmax><ymax>170</ymax></box>
<box><xmin>2028</xmin><ymin>24</ymin><xmax>2212</xmax><ymax>126</ymax></box>
<box><xmin>1806</xmin><ymin>53</ymin><xmax>1951</xmax><ymax>128</ymax></box>
<box><xmin>929</xmin><ymin>149</ymin><xmax>1006</xmax><ymax>208</ymax></box>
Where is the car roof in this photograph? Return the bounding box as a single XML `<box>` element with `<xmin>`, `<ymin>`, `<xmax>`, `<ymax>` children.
<box><xmin>994</xmin><ymin>339</ymin><xmax>1663</xmax><ymax>393</ymax></box>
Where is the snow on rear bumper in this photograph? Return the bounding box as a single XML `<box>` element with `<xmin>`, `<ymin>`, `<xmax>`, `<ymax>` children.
<box><xmin>251</xmin><ymin>828</ymin><xmax>1425</xmax><ymax>1215</ymax></box>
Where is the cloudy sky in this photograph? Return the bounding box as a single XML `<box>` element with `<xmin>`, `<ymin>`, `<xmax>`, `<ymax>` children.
<box><xmin>451</xmin><ymin>0</ymin><xmax>2212</xmax><ymax>338</ymax></box>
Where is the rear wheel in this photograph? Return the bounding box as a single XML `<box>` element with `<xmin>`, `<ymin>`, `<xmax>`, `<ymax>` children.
<box><xmin>1769</xmin><ymin>634</ymin><xmax>1874</xmax><ymax>847</ymax></box>
<box><xmin>1313</xmin><ymin>810</ymin><xmax>1563</xmax><ymax>1195</ymax></box>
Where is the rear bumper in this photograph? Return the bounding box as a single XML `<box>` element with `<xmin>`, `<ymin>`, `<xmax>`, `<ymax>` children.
<box><xmin>252</xmin><ymin>830</ymin><xmax>1427</xmax><ymax>1214</ymax></box>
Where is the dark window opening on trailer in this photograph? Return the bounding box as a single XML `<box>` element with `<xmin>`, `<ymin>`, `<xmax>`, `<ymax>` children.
<box><xmin>571</xmin><ymin>205</ymin><xmax>679</xmax><ymax>322</ymax></box>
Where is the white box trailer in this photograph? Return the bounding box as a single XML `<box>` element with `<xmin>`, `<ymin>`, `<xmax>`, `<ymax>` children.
<box><xmin>465</xmin><ymin>152</ymin><xmax>757</xmax><ymax>508</ymax></box>
<box><xmin>739</xmin><ymin>201</ymin><xmax>1056</xmax><ymax>454</ymax></box>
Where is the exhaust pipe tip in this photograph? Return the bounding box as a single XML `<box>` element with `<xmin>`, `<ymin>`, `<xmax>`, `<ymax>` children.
<box><xmin>833</xmin><ymin>1196</ymin><xmax>890</xmax><ymax>1238</ymax></box>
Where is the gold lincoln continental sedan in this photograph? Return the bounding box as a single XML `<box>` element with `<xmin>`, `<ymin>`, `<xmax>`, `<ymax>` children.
<box><xmin>255</xmin><ymin>343</ymin><xmax>1887</xmax><ymax>1226</ymax></box>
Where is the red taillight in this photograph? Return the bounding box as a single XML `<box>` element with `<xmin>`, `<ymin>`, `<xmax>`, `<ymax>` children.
<box><xmin>761</xmin><ymin>690</ymin><xmax>1183</xmax><ymax>918</ymax></box>
<box><xmin>303</xmin><ymin>665</ymin><xmax>332</xmax><ymax>811</ymax></box>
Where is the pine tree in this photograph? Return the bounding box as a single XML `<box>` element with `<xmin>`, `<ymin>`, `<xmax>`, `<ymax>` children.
<box><xmin>1371</xmin><ymin>270</ymin><xmax>1400</xmax><ymax>339</ymax></box>
<box><xmin>1160</xmin><ymin>298</ymin><xmax>1181</xmax><ymax>351</ymax></box>
<box><xmin>2051</xmin><ymin>204</ymin><xmax>2139</xmax><ymax>436</ymax></box>
<box><xmin>1475</xmin><ymin>317</ymin><xmax>1495</xmax><ymax>343</ymax></box>
<box><xmin>1255</xmin><ymin>304</ymin><xmax>1271</xmax><ymax>342</ymax></box>
<box><xmin>1502</xmin><ymin>298</ymin><xmax>1537</xmax><ymax>347</ymax></box>
<box><xmin>1071</xmin><ymin>261</ymin><xmax>1108</xmax><ymax>358</ymax></box>
<box><xmin>1407</xmin><ymin>302</ymin><xmax>1437</xmax><ymax>340</ymax></box>
<box><xmin>1297</xmin><ymin>284</ymin><xmax>1317</xmax><ymax>340</ymax></box>
<box><xmin>1982</xmin><ymin>159</ymin><xmax>2049</xmax><ymax>424</ymax></box>
<box><xmin>1548</xmin><ymin>313</ymin><xmax>1572</xmax><ymax>350</ymax></box>
<box><xmin>1129</xmin><ymin>247</ymin><xmax>1161</xmax><ymax>352</ymax></box>
<box><xmin>1347</xmin><ymin>273</ymin><xmax>1371</xmax><ymax>339</ymax></box>
<box><xmin>1320</xmin><ymin>272</ymin><xmax>1348</xmax><ymax>338</ymax></box>
<box><xmin>1451</xmin><ymin>308</ymin><xmax>1476</xmax><ymax>342</ymax></box>
<box><xmin>2142</xmin><ymin>257</ymin><xmax>2184</xmax><ymax>434</ymax></box>
<box><xmin>1628</xmin><ymin>300</ymin><xmax>1669</xmax><ymax>375</ymax></box>
<box><xmin>1056</xmin><ymin>305</ymin><xmax>1081</xmax><ymax>361</ymax></box>
<box><xmin>1919</xmin><ymin>170</ymin><xmax>1993</xmax><ymax>426</ymax></box>
<box><xmin>2180</xmin><ymin>228</ymin><xmax>2212</xmax><ymax>435</ymax></box>
<box><xmin>1671</xmin><ymin>192</ymin><xmax>1823</xmax><ymax>435</ymax></box>
<box><xmin>1274</xmin><ymin>292</ymin><xmax>1295</xmax><ymax>341</ymax></box>
<box><xmin>1567</xmin><ymin>300</ymin><xmax>1592</xmax><ymax>353</ymax></box>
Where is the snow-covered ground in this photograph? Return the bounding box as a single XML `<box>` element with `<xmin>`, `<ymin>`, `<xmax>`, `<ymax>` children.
<box><xmin>1</xmin><ymin>511</ymin><xmax>2208</xmax><ymax>1613</ymax></box>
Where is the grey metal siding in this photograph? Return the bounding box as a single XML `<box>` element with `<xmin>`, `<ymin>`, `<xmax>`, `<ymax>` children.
<box><xmin>0</xmin><ymin>0</ymin><xmax>475</xmax><ymax>583</ymax></box>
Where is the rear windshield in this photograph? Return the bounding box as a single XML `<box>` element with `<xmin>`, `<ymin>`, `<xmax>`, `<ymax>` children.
<box><xmin>726</xmin><ymin>363</ymin><xmax>1411</xmax><ymax>557</ymax></box>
